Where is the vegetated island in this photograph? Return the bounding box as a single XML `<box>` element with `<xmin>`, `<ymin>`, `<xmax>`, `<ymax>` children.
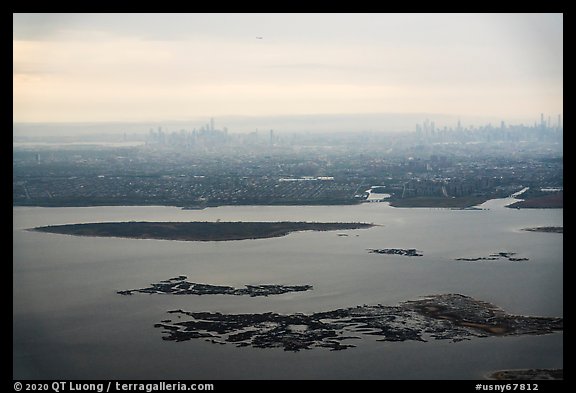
<box><xmin>487</xmin><ymin>369</ymin><xmax>563</xmax><ymax>380</ymax></box>
<box><xmin>30</xmin><ymin>221</ymin><xmax>374</xmax><ymax>242</ymax></box>
<box><xmin>153</xmin><ymin>294</ymin><xmax>562</xmax><ymax>351</ymax></box>
<box><xmin>522</xmin><ymin>226</ymin><xmax>563</xmax><ymax>234</ymax></box>
<box><xmin>118</xmin><ymin>275</ymin><xmax>312</xmax><ymax>297</ymax></box>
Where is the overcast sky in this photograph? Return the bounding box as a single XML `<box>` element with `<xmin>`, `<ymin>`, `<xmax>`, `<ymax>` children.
<box><xmin>13</xmin><ymin>13</ymin><xmax>563</xmax><ymax>126</ymax></box>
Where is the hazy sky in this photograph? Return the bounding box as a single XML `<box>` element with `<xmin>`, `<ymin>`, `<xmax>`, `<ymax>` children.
<box><xmin>13</xmin><ymin>13</ymin><xmax>563</xmax><ymax>125</ymax></box>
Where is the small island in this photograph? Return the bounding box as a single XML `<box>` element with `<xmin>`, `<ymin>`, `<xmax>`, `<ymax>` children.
<box><xmin>153</xmin><ymin>294</ymin><xmax>562</xmax><ymax>351</ymax></box>
<box><xmin>488</xmin><ymin>369</ymin><xmax>563</xmax><ymax>380</ymax></box>
<box><xmin>522</xmin><ymin>226</ymin><xmax>563</xmax><ymax>234</ymax></box>
<box><xmin>30</xmin><ymin>221</ymin><xmax>374</xmax><ymax>242</ymax></box>
<box><xmin>118</xmin><ymin>275</ymin><xmax>312</xmax><ymax>297</ymax></box>
<box><xmin>455</xmin><ymin>252</ymin><xmax>528</xmax><ymax>262</ymax></box>
<box><xmin>368</xmin><ymin>248</ymin><xmax>423</xmax><ymax>257</ymax></box>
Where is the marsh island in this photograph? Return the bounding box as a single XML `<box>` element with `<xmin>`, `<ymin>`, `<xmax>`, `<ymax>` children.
<box><xmin>31</xmin><ymin>221</ymin><xmax>374</xmax><ymax>242</ymax></box>
<box><xmin>154</xmin><ymin>294</ymin><xmax>562</xmax><ymax>351</ymax></box>
<box><xmin>118</xmin><ymin>275</ymin><xmax>312</xmax><ymax>297</ymax></box>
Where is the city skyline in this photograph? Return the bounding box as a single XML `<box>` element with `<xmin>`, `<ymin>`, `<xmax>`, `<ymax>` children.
<box><xmin>13</xmin><ymin>111</ymin><xmax>563</xmax><ymax>139</ymax></box>
<box><xmin>13</xmin><ymin>13</ymin><xmax>563</xmax><ymax>126</ymax></box>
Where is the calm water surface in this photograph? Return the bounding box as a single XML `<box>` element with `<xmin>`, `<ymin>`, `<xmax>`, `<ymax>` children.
<box><xmin>13</xmin><ymin>200</ymin><xmax>563</xmax><ymax>379</ymax></box>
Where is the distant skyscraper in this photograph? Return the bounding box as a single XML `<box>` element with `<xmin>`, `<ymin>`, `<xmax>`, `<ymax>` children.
<box><xmin>210</xmin><ymin>118</ymin><xmax>215</xmax><ymax>132</ymax></box>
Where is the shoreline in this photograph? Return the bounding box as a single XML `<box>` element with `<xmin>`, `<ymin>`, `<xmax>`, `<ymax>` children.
<box><xmin>13</xmin><ymin>193</ymin><xmax>563</xmax><ymax>210</ymax></box>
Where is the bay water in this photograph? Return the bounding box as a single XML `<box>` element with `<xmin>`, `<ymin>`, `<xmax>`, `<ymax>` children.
<box><xmin>13</xmin><ymin>200</ymin><xmax>563</xmax><ymax>379</ymax></box>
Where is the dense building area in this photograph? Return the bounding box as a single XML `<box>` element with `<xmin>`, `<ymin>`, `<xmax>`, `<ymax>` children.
<box><xmin>13</xmin><ymin>124</ymin><xmax>563</xmax><ymax>208</ymax></box>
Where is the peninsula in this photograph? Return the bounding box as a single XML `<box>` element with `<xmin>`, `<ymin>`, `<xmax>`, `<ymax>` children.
<box><xmin>30</xmin><ymin>221</ymin><xmax>374</xmax><ymax>242</ymax></box>
<box><xmin>388</xmin><ymin>196</ymin><xmax>489</xmax><ymax>208</ymax></box>
<box><xmin>507</xmin><ymin>191</ymin><xmax>563</xmax><ymax>209</ymax></box>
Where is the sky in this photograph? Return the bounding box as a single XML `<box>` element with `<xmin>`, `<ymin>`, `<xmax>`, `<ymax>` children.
<box><xmin>13</xmin><ymin>13</ymin><xmax>563</xmax><ymax>128</ymax></box>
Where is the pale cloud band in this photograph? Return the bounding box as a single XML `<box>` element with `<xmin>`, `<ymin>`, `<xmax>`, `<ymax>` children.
<box><xmin>13</xmin><ymin>13</ymin><xmax>563</xmax><ymax>124</ymax></box>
